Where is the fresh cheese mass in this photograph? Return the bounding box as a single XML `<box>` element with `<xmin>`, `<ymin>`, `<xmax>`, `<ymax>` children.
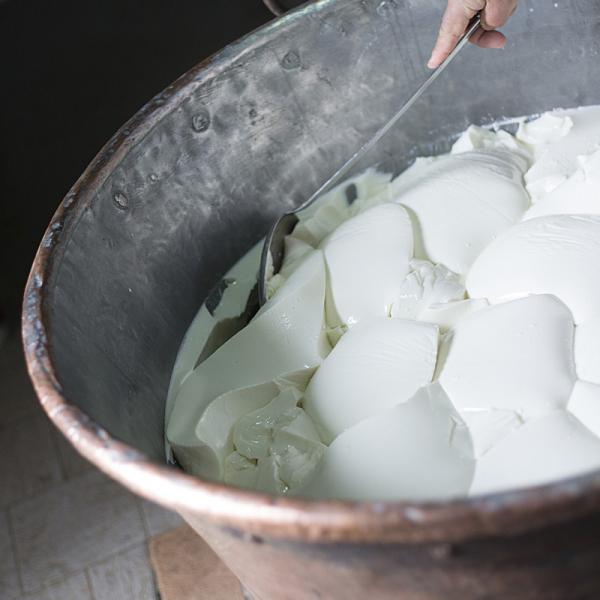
<box><xmin>166</xmin><ymin>106</ymin><xmax>600</xmax><ymax>501</ymax></box>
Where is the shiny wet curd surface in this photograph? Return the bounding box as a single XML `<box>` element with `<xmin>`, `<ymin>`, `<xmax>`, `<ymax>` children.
<box><xmin>166</xmin><ymin>106</ymin><xmax>600</xmax><ymax>502</ymax></box>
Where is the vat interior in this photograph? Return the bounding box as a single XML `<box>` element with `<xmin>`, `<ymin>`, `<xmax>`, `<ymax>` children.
<box><xmin>45</xmin><ymin>0</ymin><xmax>600</xmax><ymax>463</ymax></box>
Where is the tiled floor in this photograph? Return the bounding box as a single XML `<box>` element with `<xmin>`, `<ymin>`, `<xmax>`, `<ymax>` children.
<box><xmin>0</xmin><ymin>332</ymin><xmax>183</xmax><ymax>599</ymax></box>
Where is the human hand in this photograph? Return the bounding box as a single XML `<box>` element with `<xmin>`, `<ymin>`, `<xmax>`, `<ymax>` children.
<box><xmin>428</xmin><ymin>0</ymin><xmax>518</xmax><ymax>69</ymax></box>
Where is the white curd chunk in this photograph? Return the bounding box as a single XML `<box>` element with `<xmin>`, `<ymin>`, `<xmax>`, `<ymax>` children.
<box><xmin>451</xmin><ymin>125</ymin><xmax>528</xmax><ymax>156</ymax></box>
<box><xmin>304</xmin><ymin>317</ymin><xmax>438</xmax><ymax>442</ymax></box>
<box><xmin>223</xmin><ymin>452</ymin><xmax>259</xmax><ymax>489</ymax></box>
<box><xmin>467</xmin><ymin>215</ymin><xmax>600</xmax><ymax>324</ymax></box>
<box><xmin>183</xmin><ymin>380</ymin><xmax>280</xmax><ymax>480</ymax></box>
<box><xmin>517</xmin><ymin>112</ymin><xmax>574</xmax><ymax>146</ymax></box>
<box><xmin>523</xmin><ymin>150</ymin><xmax>600</xmax><ymax>220</ymax></box>
<box><xmin>390</xmin><ymin>259</ymin><xmax>488</xmax><ymax>331</ymax></box>
<box><xmin>320</xmin><ymin>203</ymin><xmax>413</xmax><ymax>327</ymax></box>
<box><xmin>470</xmin><ymin>411</ymin><xmax>600</xmax><ymax>496</ymax></box>
<box><xmin>391</xmin><ymin>259</ymin><xmax>465</xmax><ymax>320</ymax></box>
<box><xmin>568</xmin><ymin>380</ymin><xmax>600</xmax><ymax>438</ymax></box>
<box><xmin>176</xmin><ymin>368</ymin><xmax>318</xmax><ymax>481</ymax></box>
<box><xmin>459</xmin><ymin>408</ymin><xmax>524</xmax><ymax>459</ymax></box>
<box><xmin>303</xmin><ymin>384</ymin><xmax>475</xmax><ymax>501</ymax></box>
<box><xmin>438</xmin><ymin>295</ymin><xmax>576</xmax><ymax>419</ymax></box>
<box><xmin>167</xmin><ymin>251</ymin><xmax>330</xmax><ymax>474</ymax></box>
<box><xmin>173</xmin><ymin>369</ymin><xmax>314</xmax><ymax>479</ymax></box>
<box><xmin>517</xmin><ymin>108</ymin><xmax>600</xmax><ymax>202</ymax></box>
<box><xmin>419</xmin><ymin>298</ymin><xmax>489</xmax><ymax>333</ymax></box>
<box><xmin>228</xmin><ymin>388</ymin><xmax>326</xmax><ymax>494</ymax></box>
<box><xmin>574</xmin><ymin>317</ymin><xmax>600</xmax><ymax>385</ymax></box>
<box><xmin>390</xmin><ymin>150</ymin><xmax>529</xmax><ymax>275</ymax></box>
<box><xmin>517</xmin><ymin>113</ymin><xmax>574</xmax><ymax>202</ymax></box>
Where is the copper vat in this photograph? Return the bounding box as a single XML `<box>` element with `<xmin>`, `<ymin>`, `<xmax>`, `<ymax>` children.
<box><xmin>23</xmin><ymin>1</ymin><xmax>600</xmax><ymax>597</ymax></box>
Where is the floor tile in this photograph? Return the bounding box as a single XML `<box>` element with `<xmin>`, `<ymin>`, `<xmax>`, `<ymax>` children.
<box><xmin>22</xmin><ymin>573</ymin><xmax>92</xmax><ymax>600</ymax></box>
<box><xmin>140</xmin><ymin>499</ymin><xmax>184</xmax><ymax>537</ymax></box>
<box><xmin>0</xmin><ymin>332</ymin><xmax>38</xmax><ymax>427</ymax></box>
<box><xmin>0</xmin><ymin>413</ymin><xmax>63</xmax><ymax>508</ymax></box>
<box><xmin>87</xmin><ymin>543</ymin><xmax>156</xmax><ymax>600</ymax></box>
<box><xmin>0</xmin><ymin>510</ymin><xmax>20</xmax><ymax>599</ymax></box>
<box><xmin>51</xmin><ymin>427</ymin><xmax>95</xmax><ymax>480</ymax></box>
<box><xmin>11</xmin><ymin>470</ymin><xmax>146</xmax><ymax>593</ymax></box>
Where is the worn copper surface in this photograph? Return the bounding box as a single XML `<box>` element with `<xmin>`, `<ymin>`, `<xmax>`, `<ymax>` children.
<box><xmin>20</xmin><ymin>0</ymin><xmax>600</xmax><ymax>597</ymax></box>
<box><xmin>187</xmin><ymin>514</ymin><xmax>600</xmax><ymax>599</ymax></box>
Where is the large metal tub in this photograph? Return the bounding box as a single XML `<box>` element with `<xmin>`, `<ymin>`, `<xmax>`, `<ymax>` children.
<box><xmin>23</xmin><ymin>1</ymin><xmax>600</xmax><ymax>598</ymax></box>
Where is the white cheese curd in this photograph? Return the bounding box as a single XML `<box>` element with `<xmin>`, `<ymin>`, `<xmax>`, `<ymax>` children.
<box><xmin>390</xmin><ymin>150</ymin><xmax>530</xmax><ymax>275</ymax></box>
<box><xmin>302</xmin><ymin>384</ymin><xmax>475</xmax><ymax>501</ymax></box>
<box><xmin>167</xmin><ymin>106</ymin><xmax>600</xmax><ymax>501</ymax></box>
<box><xmin>517</xmin><ymin>107</ymin><xmax>600</xmax><ymax>202</ymax></box>
<box><xmin>574</xmin><ymin>317</ymin><xmax>600</xmax><ymax>385</ymax></box>
<box><xmin>568</xmin><ymin>380</ymin><xmax>600</xmax><ymax>438</ymax></box>
<box><xmin>175</xmin><ymin>367</ymin><xmax>317</xmax><ymax>481</ymax></box>
<box><xmin>228</xmin><ymin>387</ymin><xmax>326</xmax><ymax>494</ymax></box>
<box><xmin>451</xmin><ymin>125</ymin><xmax>528</xmax><ymax>155</ymax></box>
<box><xmin>303</xmin><ymin>316</ymin><xmax>438</xmax><ymax>442</ymax></box>
<box><xmin>184</xmin><ymin>380</ymin><xmax>282</xmax><ymax>480</ymax></box>
<box><xmin>166</xmin><ymin>251</ymin><xmax>330</xmax><ymax>474</ymax></box>
<box><xmin>419</xmin><ymin>298</ymin><xmax>489</xmax><ymax>333</ymax></box>
<box><xmin>469</xmin><ymin>411</ymin><xmax>600</xmax><ymax>496</ymax></box>
<box><xmin>517</xmin><ymin>113</ymin><xmax>574</xmax><ymax>202</ymax></box>
<box><xmin>390</xmin><ymin>259</ymin><xmax>465</xmax><ymax>320</ymax></box>
<box><xmin>438</xmin><ymin>295</ymin><xmax>576</xmax><ymax>419</ymax></box>
<box><xmin>517</xmin><ymin>112</ymin><xmax>574</xmax><ymax>146</ymax></box>
<box><xmin>319</xmin><ymin>203</ymin><xmax>413</xmax><ymax>328</ymax></box>
<box><xmin>523</xmin><ymin>149</ymin><xmax>600</xmax><ymax>220</ymax></box>
<box><xmin>459</xmin><ymin>408</ymin><xmax>524</xmax><ymax>459</ymax></box>
<box><xmin>466</xmin><ymin>215</ymin><xmax>600</xmax><ymax>324</ymax></box>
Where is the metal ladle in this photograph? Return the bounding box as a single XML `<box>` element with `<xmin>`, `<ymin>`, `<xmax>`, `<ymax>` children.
<box><xmin>258</xmin><ymin>14</ymin><xmax>482</xmax><ymax>305</ymax></box>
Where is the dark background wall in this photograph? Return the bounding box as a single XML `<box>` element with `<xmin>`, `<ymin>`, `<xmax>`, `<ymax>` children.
<box><xmin>0</xmin><ymin>0</ymin><xmax>273</xmax><ymax>326</ymax></box>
